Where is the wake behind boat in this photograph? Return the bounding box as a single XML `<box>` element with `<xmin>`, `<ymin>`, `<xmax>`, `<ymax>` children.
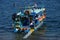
<box><xmin>12</xmin><ymin>4</ymin><xmax>46</xmax><ymax>39</ymax></box>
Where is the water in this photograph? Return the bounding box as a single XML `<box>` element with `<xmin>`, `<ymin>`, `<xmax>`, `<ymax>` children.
<box><xmin>0</xmin><ymin>0</ymin><xmax>60</xmax><ymax>40</ymax></box>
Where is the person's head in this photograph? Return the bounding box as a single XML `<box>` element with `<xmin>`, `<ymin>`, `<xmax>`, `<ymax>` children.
<box><xmin>24</xmin><ymin>10</ymin><xmax>30</xmax><ymax>15</ymax></box>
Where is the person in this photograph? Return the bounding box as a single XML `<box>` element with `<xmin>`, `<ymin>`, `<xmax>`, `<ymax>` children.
<box><xmin>12</xmin><ymin>12</ymin><xmax>22</xmax><ymax>22</ymax></box>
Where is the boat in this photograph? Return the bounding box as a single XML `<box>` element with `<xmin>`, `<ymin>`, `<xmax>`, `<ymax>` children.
<box><xmin>12</xmin><ymin>4</ymin><xmax>46</xmax><ymax>39</ymax></box>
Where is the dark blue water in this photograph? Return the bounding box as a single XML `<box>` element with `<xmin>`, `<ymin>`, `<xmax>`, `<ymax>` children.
<box><xmin>0</xmin><ymin>0</ymin><xmax>60</xmax><ymax>40</ymax></box>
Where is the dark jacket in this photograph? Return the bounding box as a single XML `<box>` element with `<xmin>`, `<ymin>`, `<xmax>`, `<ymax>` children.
<box><xmin>12</xmin><ymin>13</ymin><xmax>17</xmax><ymax>21</ymax></box>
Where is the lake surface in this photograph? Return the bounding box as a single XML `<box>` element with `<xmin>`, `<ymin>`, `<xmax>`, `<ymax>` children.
<box><xmin>0</xmin><ymin>0</ymin><xmax>60</xmax><ymax>40</ymax></box>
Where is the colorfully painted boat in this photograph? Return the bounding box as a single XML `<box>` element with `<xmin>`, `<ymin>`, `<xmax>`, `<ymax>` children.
<box><xmin>12</xmin><ymin>4</ymin><xmax>46</xmax><ymax>39</ymax></box>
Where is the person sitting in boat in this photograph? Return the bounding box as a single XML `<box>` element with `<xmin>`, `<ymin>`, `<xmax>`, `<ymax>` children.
<box><xmin>12</xmin><ymin>12</ymin><xmax>23</xmax><ymax>29</ymax></box>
